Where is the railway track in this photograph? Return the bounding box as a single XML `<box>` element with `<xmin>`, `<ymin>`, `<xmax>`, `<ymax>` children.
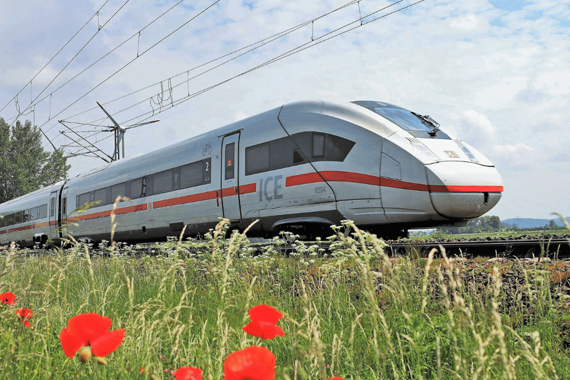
<box><xmin>3</xmin><ymin>234</ymin><xmax>569</xmax><ymax>259</ymax></box>
<box><xmin>385</xmin><ymin>236</ymin><xmax>570</xmax><ymax>258</ymax></box>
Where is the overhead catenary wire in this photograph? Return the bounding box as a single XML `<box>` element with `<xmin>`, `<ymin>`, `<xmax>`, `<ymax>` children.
<box><xmin>74</xmin><ymin>0</ymin><xmax>419</xmax><ymax>130</ymax></box>
<box><xmin>0</xmin><ymin>0</ymin><xmax>113</xmax><ymax>115</ymax></box>
<box><xmin>8</xmin><ymin>0</ymin><xmax>194</xmax><ymax>127</ymax></box>
<box><xmin>44</xmin><ymin>0</ymin><xmax>362</xmax><ymax>135</ymax></box>
<box><xmin>46</xmin><ymin>0</ymin><xmax>426</xmax><ymax>155</ymax></box>
<box><xmin>123</xmin><ymin>0</ymin><xmax>423</xmax><ymax>125</ymax></box>
<box><xmin>35</xmin><ymin>0</ymin><xmax>221</xmax><ymax>137</ymax></box>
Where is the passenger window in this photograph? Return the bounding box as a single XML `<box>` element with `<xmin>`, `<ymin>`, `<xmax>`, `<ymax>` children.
<box><xmin>50</xmin><ymin>197</ymin><xmax>55</xmax><ymax>217</ymax></box>
<box><xmin>30</xmin><ymin>207</ymin><xmax>38</xmax><ymax>221</ymax></box>
<box><xmin>94</xmin><ymin>188</ymin><xmax>107</xmax><ymax>206</ymax></box>
<box><xmin>130</xmin><ymin>178</ymin><xmax>142</xmax><ymax>199</ymax></box>
<box><xmin>111</xmin><ymin>183</ymin><xmax>126</xmax><ymax>203</ymax></box>
<box><xmin>62</xmin><ymin>198</ymin><xmax>67</xmax><ymax>216</ymax></box>
<box><xmin>312</xmin><ymin>133</ymin><xmax>325</xmax><ymax>158</ymax></box>
<box><xmin>293</xmin><ymin>150</ymin><xmax>304</xmax><ymax>164</ymax></box>
<box><xmin>23</xmin><ymin>209</ymin><xmax>30</xmax><ymax>222</ymax></box>
<box><xmin>154</xmin><ymin>170</ymin><xmax>173</xmax><ymax>194</ymax></box>
<box><xmin>39</xmin><ymin>204</ymin><xmax>47</xmax><ymax>219</ymax></box>
<box><xmin>77</xmin><ymin>192</ymin><xmax>91</xmax><ymax>207</ymax></box>
<box><xmin>245</xmin><ymin>143</ymin><xmax>270</xmax><ymax>175</ymax></box>
<box><xmin>225</xmin><ymin>143</ymin><xmax>235</xmax><ymax>180</ymax></box>
<box><xmin>180</xmin><ymin>161</ymin><xmax>203</xmax><ymax>188</ymax></box>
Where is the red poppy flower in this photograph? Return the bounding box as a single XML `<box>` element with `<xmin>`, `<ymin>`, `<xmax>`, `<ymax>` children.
<box><xmin>242</xmin><ymin>304</ymin><xmax>285</xmax><ymax>340</ymax></box>
<box><xmin>224</xmin><ymin>346</ymin><xmax>276</xmax><ymax>380</ymax></box>
<box><xmin>172</xmin><ymin>367</ymin><xmax>203</xmax><ymax>380</ymax></box>
<box><xmin>327</xmin><ymin>377</ymin><xmax>345</xmax><ymax>380</ymax></box>
<box><xmin>0</xmin><ymin>292</ymin><xmax>15</xmax><ymax>305</ymax></box>
<box><xmin>16</xmin><ymin>307</ymin><xmax>32</xmax><ymax>328</ymax></box>
<box><xmin>59</xmin><ymin>313</ymin><xmax>125</xmax><ymax>358</ymax></box>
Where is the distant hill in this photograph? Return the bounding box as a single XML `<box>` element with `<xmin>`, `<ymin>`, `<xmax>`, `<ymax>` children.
<box><xmin>501</xmin><ymin>217</ymin><xmax>569</xmax><ymax>229</ymax></box>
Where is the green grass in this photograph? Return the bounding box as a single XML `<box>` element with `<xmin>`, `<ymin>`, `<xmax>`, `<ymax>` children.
<box><xmin>1</xmin><ymin>221</ymin><xmax>570</xmax><ymax>379</ymax></box>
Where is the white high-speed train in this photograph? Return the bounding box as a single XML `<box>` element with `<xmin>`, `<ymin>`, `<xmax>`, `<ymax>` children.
<box><xmin>0</xmin><ymin>100</ymin><xmax>503</xmax><ymax>247</ymax></box>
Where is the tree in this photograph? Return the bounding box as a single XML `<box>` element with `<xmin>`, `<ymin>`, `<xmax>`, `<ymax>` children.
<box><xmin>0</xmin><ymin>118</ymin><xmax>70</xmax><ymax>204</ymax></box>
<box><xmin>549</xmin><ymin>220</ymin><xmax>556</xmax><ymax>228</ymax></box>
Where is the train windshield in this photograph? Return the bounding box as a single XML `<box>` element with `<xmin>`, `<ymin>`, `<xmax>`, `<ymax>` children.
<box><xmin>352</xmin><ymin>101</ymin><xmax>450</xmax><ymax>139</ymax></box>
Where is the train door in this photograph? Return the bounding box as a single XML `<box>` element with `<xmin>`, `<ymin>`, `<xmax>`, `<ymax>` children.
<box><xmin>60</xmin><ymin>187</ymin><xmax>69</xmax><ymax>237</ymax></box>
<box><xmin>220</xmin><ymin>133</ymin><xmax>241</xmax><ymax>222</ymax></box>
<box><xmin>49</xmin><ymin>191</ymin><xmax>59</xmax><ymax>238</ymax></box>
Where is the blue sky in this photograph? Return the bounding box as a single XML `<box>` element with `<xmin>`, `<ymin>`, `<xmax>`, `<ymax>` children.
<box><xmin>0</xmin><ymin>0</ymin><xmax>569</xmax><ymax>220</ymax></box>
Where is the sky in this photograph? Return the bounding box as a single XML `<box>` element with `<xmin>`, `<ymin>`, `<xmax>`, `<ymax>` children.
<box><xmin>0</xmin><ymin>0</ymin><xmax>569</xmax><ymax>221</ymax></box>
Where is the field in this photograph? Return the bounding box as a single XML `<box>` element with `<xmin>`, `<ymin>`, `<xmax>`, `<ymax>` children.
<box><xmin>1</xmin><ymin>220</ymin><xmax>570</xmax><ymax>379</ymax></box>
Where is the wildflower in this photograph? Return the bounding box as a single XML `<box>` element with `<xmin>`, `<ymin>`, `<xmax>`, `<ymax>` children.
<box><xmin>16</xmin><ymin>308</ymin><xmax>33</xmax><ymax>328</ymax></box>
<box><xmin>59</xmin><ymin>313</ymin><xmax>125</xmax><ymax>360</ymax></box>
<box><xmin>1</xmin><ymin>292</ymin><xmax>15</xmax><ymax>305</ymax></box>
<box><xmin>243</xmin><ymin>304</ymin><xmax>285</xmax><ymax>340</ymax></box>
<box><xmin>224</xmin><ymin>346</ymin><xmax>275</xmax><ymax>380</ymax></box>
<box><xmin>327</xmin><ymin>378</ymin><xmax>345</xmax><ymax>380</ymax></box>
<box><xmin>172</xmin><ymin>367</ymin><xmax>203</xmax><ymax>380</ymax></box>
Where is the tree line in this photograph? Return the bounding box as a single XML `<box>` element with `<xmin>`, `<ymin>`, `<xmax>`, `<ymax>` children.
<box><xmin>437</xmin><ymin>215</ymin><xmax>563</xmax><ymax>234</ymax></box>
<box><xmin>0</xmin><ymin>118</ymin><xmax>70</xmax><ymax>204</ymax></box>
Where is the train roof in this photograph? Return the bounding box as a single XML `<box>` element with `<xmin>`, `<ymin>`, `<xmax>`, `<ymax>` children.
<box><xmin>0</xmin><ymin>181</ymin><xmax>64</xmax><ymax>210</ymax></box>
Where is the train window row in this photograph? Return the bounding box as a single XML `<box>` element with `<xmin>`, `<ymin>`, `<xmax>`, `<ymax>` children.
<box><xmin>76</xmin><ymin>158</ymin><xmax>211</xmax><ymax>208</ymax></box>
<box><xmin>0</xmin><ymin>204</ymin><xmax>48</xmax><ymax>228</ymax></box>
<box><xmin>245</xmin><ymin>132</ymin><xmax>355</xmax><ymax>175</ymax></box>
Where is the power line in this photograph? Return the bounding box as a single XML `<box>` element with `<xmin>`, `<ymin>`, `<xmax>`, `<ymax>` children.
<box><xmin>123</xmin><ymin>0</ymin><xmax>424</xmax><ymax>125</ymax></box>
<box><xmin>35</xmin><ymin>0</ymin><xmax>220</xmax><ymax>136</ymax></box>
<box><xmin>47</xmin><ymin>0</ymin><xmax>426</xmax><ymax>155</ymax></box>
<box><xmin>44</xmin><ymin>0</ymin><xmax>362</xmax><ymax>137</ymax></box>
<box><xmin>79</xmin><ymin>0</ymin><xmax>421</xmax><ymax>128</ymax></box>
<box><xmin>0</xmin><ymin>0</ymin><xmax>119</xmax><ymax>118</ymax></box>
<box><xmin>8</xmin><ymin>0</ymin><xmax>195</xmax><ymax>126</ymax></box>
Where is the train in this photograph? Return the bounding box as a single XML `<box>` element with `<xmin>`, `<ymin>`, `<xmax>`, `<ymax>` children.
<box><xmin>0</xmin><ymin>99</ymin><xmax>503</xmax><ymax>247</ymax></box>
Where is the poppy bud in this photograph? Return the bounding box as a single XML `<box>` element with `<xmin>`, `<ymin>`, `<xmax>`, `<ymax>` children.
<box><xmin>94</xmin><ymin>356</ymin><xmax>108</xmax><ymax>366</ymax></box>
<box><xmin>78</xmin><ymin>347</ymin><xmax>92</xmax><ymax>363</ymax></box>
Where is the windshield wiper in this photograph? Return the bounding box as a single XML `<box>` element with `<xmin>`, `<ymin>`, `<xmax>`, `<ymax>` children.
<box><xmin>411</xmin><ymin>112</ymin><xmax>440</xmax><ymax>136</ymax></box>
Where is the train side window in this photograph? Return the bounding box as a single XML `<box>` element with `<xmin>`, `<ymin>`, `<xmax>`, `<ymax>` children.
<box><xmin>180</xmin><ymin>161</ymin><xmax>203</xmax><ymax>188</ymax></box>
<box><xmin>245</xmin><ymin>143</ymin><xmax>269</xmax><ymax>175</ymax></box>
<box><xmin>154</xmin><ymin>170</ymin><xmax>173</xmax><ymax>194</ymax></box>
<box><xmin>293</xmin><ymin>149</ymin><xmax>304</xmax><ymax>164</ymax></box>
<box><xmin>225</xmin><ymin>143</ymin><xmax>235</xmax><ymax>180</ymax></box>
<box><xmin>30</xmin><ymin>207</ymin><xmax>38</xmax><ymax>221</ymax></box>
<box><xmin>16</xmin><ymin>211</ymin><xmax>23</xmax><ymax>224</ymax></box>
<box><xmin>23</xmin><ymin>209</ymin><xmax>30</xmax><ymax>222</ymax></box>
<box><xmin>312</xmin><ymin>133</ymin><xmax>325</xmax><ymax>158</ymax></box>
<box><xmin>50</xmin><ymin>197</ymin><xmax>55</xmax><ymax>217</ymax></box>
<box><xmin>173</xmin><ymin>167</ymin><xmax>179</xmax><ymax>191</ymax></box>
<box><xmin>62</xmin><ymin>198</ymin><xmax>67</xmax><ymax>216</ymax></box>
<box><xmin>77</xmin><ymin>192</ymin><xmax>91</xmax><ymax>207</ymax></box>
<box><xmin>142</xmin><ymin>177</ymin><xmax>147</xmax><ymax>197</ymax></box>
<box><xmin>203</xmin><ymin>158</ymin><xmax>211</xmax><ymax>183</ymax></box>
<box><xmin>130</xmin><ymin>178</ymin><xmax>142</xmax><ymax>199</ymax></box>
<box><xmin>39</xmin><ymin>204</ymin><xmax>47</xmax><ymax>219</ymax></box>
<box><xmin>111</xmin><ymin>183</ymin><xmax>126</xmax><ymax>203</ymax></box>
<box><xmin>93</xmin><ymin>188</ymin><xmax>107</xmax><ymax>206</ymax></box>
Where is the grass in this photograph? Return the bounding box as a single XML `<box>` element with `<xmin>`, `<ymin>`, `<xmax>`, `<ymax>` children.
<box><xmin>1</xmin><ymin>220</ymin><xmax>570</xmax><ymax>379</ymax></box>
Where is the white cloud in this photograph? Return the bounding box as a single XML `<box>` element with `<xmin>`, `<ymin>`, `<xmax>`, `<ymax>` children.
<box><xmin>490</xmin><ymin>142</ymin><xmax>542</xmax><ymax>170</ymax></box>
<box><xmin>448</xmin><ymin>13</ymin><xmax>490</xmax><ymax>32</ymax></box>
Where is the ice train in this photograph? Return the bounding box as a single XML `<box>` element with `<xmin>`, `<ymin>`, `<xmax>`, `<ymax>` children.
<box><xmin>0</xmin><ymin>100</ymin><xmax>503</xmax><ymax>247</ymax></box>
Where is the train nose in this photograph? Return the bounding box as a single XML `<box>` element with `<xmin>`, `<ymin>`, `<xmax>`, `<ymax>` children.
<box><xmin>425</xmin><ymin>162</ymin><xmax>503</xmax><ymax>219</ymax></box>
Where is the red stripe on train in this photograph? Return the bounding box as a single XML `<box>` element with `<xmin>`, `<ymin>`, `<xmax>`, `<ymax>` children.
<box><xmin>429</xmin><ymin>185</ymin><xmax>504</xmax><ymax>193</ymax></box>
<box><xmin>286</xmin><ymin>171</ymin><xmax>502</xmax><ymax>193</ymax></box>
<box><xmin>68</xmin><ymin>204</ymin><xmax>148</xmax><ymax>222</ymax></box>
